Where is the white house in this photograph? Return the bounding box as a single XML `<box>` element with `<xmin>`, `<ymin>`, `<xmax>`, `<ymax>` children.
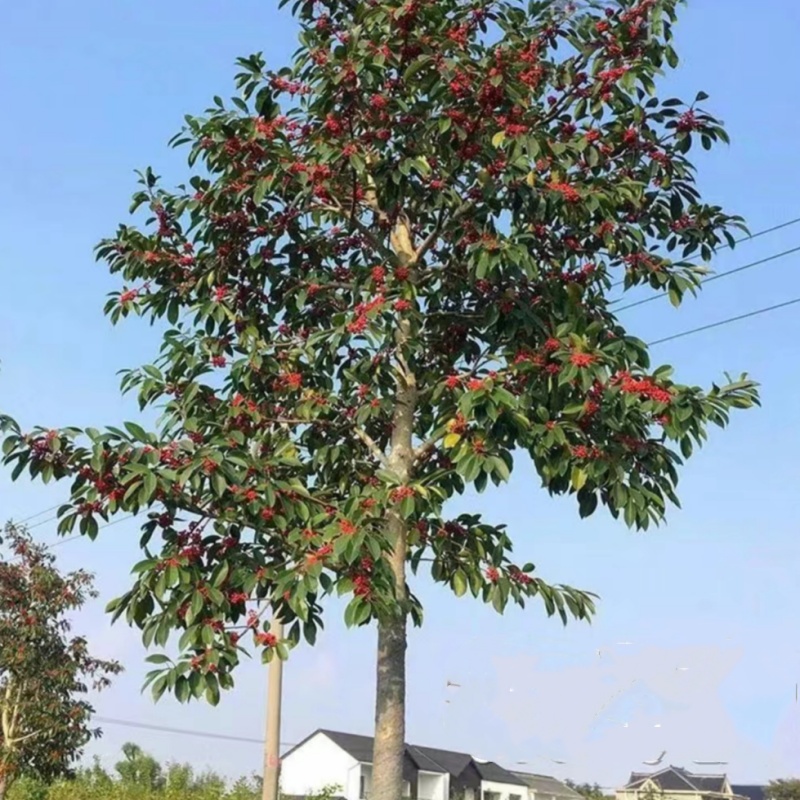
<box><xmin>280</xmin><ymin>729</ymin><xmax>531</xmax><ymax>800</ymax></box>
<box><xmin>616</xmin><ymin>766</ymin><xmax>765</xmax><ymax>800</ymax></box>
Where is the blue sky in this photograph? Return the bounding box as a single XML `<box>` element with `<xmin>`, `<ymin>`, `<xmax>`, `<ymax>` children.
<box><xmin>2</xmin><ymin>0</ymin><xmax>799</xmax><ymax>788</ymax></box>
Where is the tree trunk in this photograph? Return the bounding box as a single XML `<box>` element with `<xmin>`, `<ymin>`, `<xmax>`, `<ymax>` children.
<box><xmin>372</xmin><ymin>522</ymin><xmax>408</xmax><ymax>800</ymax></box>
<box><xmin>0</xmin><ymin>774</ymin><xmax>8</xmax><ymax>800</ymax></box>
<box><xmin>372</xmin><ymin>318</ymin><xmax>416</xmax><ymax>800</ymax></box>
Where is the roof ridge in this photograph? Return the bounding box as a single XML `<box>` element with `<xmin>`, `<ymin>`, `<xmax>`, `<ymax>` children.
<box><xmin>319</xmin><ymin>728</ymin><xmax>473</xmax><ymax>758</ymax></box>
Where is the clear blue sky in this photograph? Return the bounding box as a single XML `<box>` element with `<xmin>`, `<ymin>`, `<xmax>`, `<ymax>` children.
<box><xmin>1</xmin><ymin>0</ymin><xmax>799</xmax><ymax>788</ymax></box>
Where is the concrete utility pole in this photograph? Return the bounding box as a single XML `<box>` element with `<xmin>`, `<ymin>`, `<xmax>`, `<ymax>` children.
<box><xmin>262</xmin><ymin>615</ymin><xmax>285</xmax><ymax>800</ymax></box>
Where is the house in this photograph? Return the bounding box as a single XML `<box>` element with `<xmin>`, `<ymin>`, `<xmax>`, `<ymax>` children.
<box><xmin>512</xmin><ymin>771</ymin><xmax>586</xmax><ymax>800</ymax></box>
<box><xmin>616</xmin><ymin>766</ymin><xmax>760</xmax><ymax>800</ymax></box>
<box><xmin>279</xmin><ymin>729</ymin><xmax>530</xmax><ymax>800</ymax></box>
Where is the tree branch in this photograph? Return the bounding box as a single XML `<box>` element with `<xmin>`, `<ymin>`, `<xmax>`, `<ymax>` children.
<box><xmin>311</xmin><ymin>201</ymin><xmax>395</xmax><ymax>262</ymax></box>
<box><xmin>354</xmin><ymin>427</ymin><xmax>387</xmax><ymax>465</ymax></box>
<box><xmin>412</xmin><ymin>434</ymin><xmax>443</xmax><ymax>466</ymax></box>
<box><xmin>414</xmin><ymin>201</ymin><xmax>474</xmax><ymax>264</ymax></box>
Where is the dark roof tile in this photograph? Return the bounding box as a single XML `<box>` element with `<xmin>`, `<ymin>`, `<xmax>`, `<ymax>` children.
<box><xmin>408</xmin><ymin>744</ymin><xmax>473</xmax><ymax>777</ymax></box>
<box><xmin>311</xmin><ymin>729</ymin><xmax>520</xmax><ymax>784</ymax></box>
<box><xmin>473</xmin><ymin>761</ymin><xmax>528</xmax><ymax>786</ymax></box>
<box><xmin>319</xmin><ymin>730</ymin><xmax>375</xmax><ymax>763</ymax></box>
<box><xmin>732</xmin><ymin>786</ymin><xmax>766</xmax><ymax>800</ymax></box>
<box><xmin>512</xmin><ymin>772</ymin><xmax>584</xmax><ymax>798</ymax></box>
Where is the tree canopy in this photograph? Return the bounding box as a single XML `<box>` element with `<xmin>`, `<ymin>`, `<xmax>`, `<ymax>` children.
<box><xmin>0</xmin><ymin>523</ymin><xmax>121</xmax><ymax>798</ymax></box>
<box><xmin>0</xmin><ymin>0</ymin><xmax>758</xmax><ymax>798</ymax></box>
<box><xmin>766</xmin><ymin>779</ymin><xmax>800</xmax><ymax>800</ymax></box>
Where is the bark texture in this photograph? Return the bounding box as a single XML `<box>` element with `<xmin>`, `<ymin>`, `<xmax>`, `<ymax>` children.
<box><xmin>371</xmin><ymin>308</ymin><xmax>417</xmax><ymax>800</ymax></box>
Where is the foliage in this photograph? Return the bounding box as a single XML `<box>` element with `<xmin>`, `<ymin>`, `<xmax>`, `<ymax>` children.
<box><xmin>566</xmin><ymin>780</ymin><xmax>612</xmax><ymax>800</ymax></box>
<box><xmin>114</xmin><ymin>744</ymin><xmax>165</xmax><ymax>792</ymax></box>
<box><xmin>766</xmin><ymin>779</ymin><xmax>800</xmax><ymax>800</ymax></box>
<box><xmin>6</xmin><ymin>742</ymin><xmax>335</xmax><ymax>800</ymax></box>
<box><xmin>1</xmin><ymin>0</ymin><xmax>758</xmax><ymax>704</ymax></box>
<box><xmin>0</xmin><ymin>1</ymin><xmax>759</xmax><ymax>797</ymax></box>
<box><xmin>0</xmin><ymin>524</ymin><xmax>122</xmax><ymax>797</ymax></box>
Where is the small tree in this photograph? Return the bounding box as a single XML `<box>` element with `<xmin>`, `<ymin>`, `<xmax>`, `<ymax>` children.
<box><xmin>1</xmin><ymin>1</ymin><xmax>758</xmax><ymax>799</ymax></box>
<box><xmin>115</xmin><ymin>743</ymin><xmax>165</xmax><ymax>792</ymax></box>
<box><xmin>0</xmin><ymin>524</ymin><xmax>122</xmax><ymax>799</ymax></box>
<box><xmin>566</xmin><ymin>780</ymin><xmax>608</xmax><ymax>800</ymax></box>
<box><xmin>766</xmin><ymin>780</ymin><xmax>800</xmax><ymax>800</ymax></box>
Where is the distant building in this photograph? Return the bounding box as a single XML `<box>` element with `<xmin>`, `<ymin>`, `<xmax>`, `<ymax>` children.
<box><xmin>512</xmin><ymin>772</ymin><xmax>586</xmax><ymax>800</ymax></box>
<box><xmin>280</xmin><ymin>728</ymin><xmax>530</xmax><ymax>800</ymax></box>
<box><xmin>616</xmin><ymin>766</ymin><xmax>766</xmax><ymax>800</ymax></box>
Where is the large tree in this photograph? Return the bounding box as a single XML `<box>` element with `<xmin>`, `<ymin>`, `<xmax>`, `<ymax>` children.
<box><xmin>1</xmin><ymin>0</ymin><xmax>758</xmax><ymax>798</ymax></box>
<box><xmin>0</xmin><ymin>523</ymin><xmax>121</xmax><ymax>799</ymax></box>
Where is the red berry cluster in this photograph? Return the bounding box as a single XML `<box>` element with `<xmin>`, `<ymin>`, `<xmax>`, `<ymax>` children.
<box><xmin>613</xmin><ymin>372</ymin><xmax>673</xmax><ymax>404</ymax></box>
<box><xmin>389</xmin><ymin>486</ymin><xmax>415</xmax><ymax>503</ymax></box>
<box><xmin>569</xmin><ymin>352</ymin><xmax>596</xmax><ymax>368</ymax></box>
<box><xmin>571</xmin><ymin>444</ymin><xmax>603</xmax><ymax>460</ymax></box>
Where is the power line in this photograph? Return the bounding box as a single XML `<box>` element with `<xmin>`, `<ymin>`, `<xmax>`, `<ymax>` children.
<box><xmin>27</xmin><ymin>514</ymin><xmax>59</xmax><ymax>531</ymax></box>
<box><xmin>45</xmin><ymin>515</ymin><xmax>136</xmax><ymax>547</ymax></box>
<box><xmin>648</xmin><ymin>296</ymin><xmax>800</xmax><ymax>347</ymax></box>
<box><xmin>609</xmin><ymin>215</ymin><xmax>800</xmax><ymax>290</ymax></box>
<box><xmin>94</xmin><ymin>716</ymin><xmax>296</xmax><ymax>748</ymax></box>
<box><xmin>9</xmin><ymin>293</ymin><xmax>800</xmax><ymax>549</ymax></box>
<box><xmin>717</xmin><ymin>215</ymin><xmax>800</xmax><ymax>250</ymax></box>
<box><xmin>15</xmin><ymin>504</ymin><xmax>61</xmax><ymax>524</ymax></box>
<box><xmin>613</xmin><ymin>245</ymin><xmax>800</xmax><ymax>313</ymax></box>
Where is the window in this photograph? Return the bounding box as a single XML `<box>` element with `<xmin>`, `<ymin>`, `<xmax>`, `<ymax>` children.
<box><xmin>511</xmin><ymin>795</ymin><xmax>523</xmax><ymax>800</ymax></box>
<box><xmin>484</xmin><ymin>793</ymin><xmax>501</xmax><ymax>800</ymax></box>
<box><xmin>360</xmin><ymin>775</ymin><xmax>367</xmax><ymax>799</ymax></box>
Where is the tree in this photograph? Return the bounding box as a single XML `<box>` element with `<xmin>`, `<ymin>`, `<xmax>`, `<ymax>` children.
<box><xmin>115</xmin><ymin>743</ymin><xmax>165</xmax><ymax>792</ymax></box>
<box><xmin>566</xmin><ymin>780</ymin><xmax>609</xmax><ymax>800</ymax></box>
<box><xmin>766</xmin><ymin>780</ymin><xmax>800</xmax><ymax>800</ymax></box>
<box><xmin>0</xmin><ymin>0</ymin><xmax>759</xmax><ymax>798</ymax></box>
<box><xmin>0</xmin><ymin>523</ymin><xmax>122</xmax><ymax>799</ymax></box>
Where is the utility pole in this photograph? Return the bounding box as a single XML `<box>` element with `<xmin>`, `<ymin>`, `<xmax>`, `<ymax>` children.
<box><xmin>262</xmin><ymin>615</ymin><xmax>285</xmax><ymax>800</ymax></box>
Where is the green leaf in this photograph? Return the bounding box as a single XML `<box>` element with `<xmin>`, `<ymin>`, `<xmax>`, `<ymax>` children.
<box><xmin>145</xmin><ymin>654</ymin><xmax>172</xmax><ymax>665</ymax></box>
<box><xmin>452</xmin><ymin>569</ymin><xmax>468</xmax><ymax>598</ymax></box>
<box><xmin>570</xmin><ymin>467</ymin><xmax>588</xmax><ymax>491</ymax></box>
<box><xmin>205</xmin><ymin>673</ymin><xmax>220</xmax><ymax>706</ymax></box>
<box><xmin>143</xmin><ymin>471</ymin><xmax>157</xmax><ymax>501</ymax></box>
<box><xmin>491</xmin><ymin>456</ymin><xmax>510</xmax><ymax>482</ymax></box>
<box><xmin>151</xmin><ymin>674</ymin><xmax>169</xmax><ymax>702</ymax></box>
<box><xmin>124</xmin><ymin>421</ymin><xmax>149</xmax><ymax>441</ymax></box>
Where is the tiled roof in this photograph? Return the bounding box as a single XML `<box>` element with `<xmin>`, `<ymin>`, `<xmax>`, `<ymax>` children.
<box><xmin>732</xmin><ymin>786</ymin><xmax>766</xmax><ymax>800</ymax></box>
<box><xmin>623</xmin><ymin>767</ymin><xmax>730</xmax><ymax>794</ymax></box>
<box><xmin>290</xmin><ymin>729</ymin><xmax>523</xmax><ymax>785</ymax></box>
<box><xmin>512</xmin><ymin>771</ymin><xmax>585</xmax><ymax>799</ymax></box>
<box><xmin>318</xmin><ymin>730</ymin><xmax>375</xmax><ymax>763</ymax></box>
<box><xmin>473</xmin><ymin>761</ymin><xmax>528</xmax><ymax>786</ymax></box>
<box><xmin>407</xmin><ymin>743</ymin><xmax>473</xmax><ymax>777</ymax></box>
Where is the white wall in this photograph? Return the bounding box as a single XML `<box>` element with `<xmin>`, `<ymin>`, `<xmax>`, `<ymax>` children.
<box><xmin>418</xmin><ymin>771</ymin><xmax>448</xmax><ymax>800</ymax></box>
<box><xmin>360</xmin><ymin>765</ymin><xmax>411</xmax><ymax>799</ymax></box>
<box><xmin>481</xmin><ymin>780</ymin><xmax>528</xmax><ymax>800</ymax></box>
<box><xmin>281</xmin><ymin>732</ymin><xmax>358</xmax><ymax>798</ymax></box>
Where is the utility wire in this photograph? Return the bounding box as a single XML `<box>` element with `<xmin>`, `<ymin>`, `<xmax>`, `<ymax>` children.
<box><xmin>609</xmin><ymin>215</ymin><xmax>800</xmax><ymax>290</ymax></box>
<box><xmin>10</xmin><ymin>284</ymin><xmax>800</xmax><ymax>551</ymax></box>
<box><xmin>27</xmin><ymin>514</ymin><xmax>59</xmax><ymax>531</ymax></box>
<box><xmin>648</xmin><ymin>296</ymin><xmax>800</xmax><ymax>347</ymax></box>
<box><xmin>15</xmin><ymin>504</ymin><xmax>61</xmax><ymax>525</ymax></box>
<box><xmin>94</xmin><ymin>716</ymin><xmax>296</xmax><ymax>748</ymax></box>
<box><xmin>44</xmin><ymin>515</ymin><xmax>135</xmax><ymax>548</ymax></box>
<box><xmin>717</xmin><ymin>216</ymin><xmax>800</xmax><ymax>250</ymax></box>
<box><xmin>613</xmin><ymin>245</ymin><xmax>800</xmax><ymax>313</ymax></box>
